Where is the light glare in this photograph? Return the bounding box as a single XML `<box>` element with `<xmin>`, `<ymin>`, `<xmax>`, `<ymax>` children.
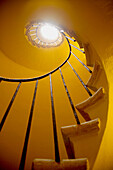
<box><xmin>40</xmin><ymin>24</ymin><xmax>59</xmax><ymax>41</ymax></box>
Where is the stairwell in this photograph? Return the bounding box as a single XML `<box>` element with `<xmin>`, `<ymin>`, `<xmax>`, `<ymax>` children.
<box><xmin>0</xmin><ymin>1</ymin><xmax>110</xmax><ymax>170</ymax></box>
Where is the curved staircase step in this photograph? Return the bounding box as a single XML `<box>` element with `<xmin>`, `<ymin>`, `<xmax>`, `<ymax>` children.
<box><xmin>61</xmin><ymin>119</ymin><xmax>100</xmax><ymax>159</ymax></box>
<box><xmin>61</xmin><ymin>118</ymin><xmax>100</xmax><ymax>138</ymax></box>
<box><xmin>32</xmin><ymin>158</ymin><xmax>88</xmax><ymax>170</ymax></box>
<box><xmin>66</xmin><ymin>29</ymin><xmax>84</xmax><ymax>48</ymax></box>
<box><xmin>75</xmin><ymin>37</ymin><xmax>84</xmax><ymax>49</ymax></box>
<box><xmin>86</xmin><ymin>61</ymin><xmax>102</xmax><ymax>88</ymax></box>
<box><xmin>83</xmin><ymin>43</ymin><xmax>94</xmax><ymax>66</ymax></box>
<box><xmin>76</xmin><ymin>87</ymin><xmax>105</xmax><ymax>110</ymax></box>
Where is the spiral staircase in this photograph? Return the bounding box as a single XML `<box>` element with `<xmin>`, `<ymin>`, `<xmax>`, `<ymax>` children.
<box><xmin>28</xmin><ymin>33</ymin><xmax>107</xmax><ymax>170</ymax></box>
<box><xmin>0</xmin><ymin>0</ymin><xmax>112</xmax><ymax>170</ymax></box>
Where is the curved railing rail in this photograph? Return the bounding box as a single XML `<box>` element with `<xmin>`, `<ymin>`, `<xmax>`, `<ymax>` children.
<box><xmin>0</xmin><ymin>32</ymin><xmax>71</xmax><ymax>82</ymax></box>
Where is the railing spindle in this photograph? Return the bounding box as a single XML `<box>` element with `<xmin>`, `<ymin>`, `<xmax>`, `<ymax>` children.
<box><xmin>59</xmin><ymin>68</ymin><xmax>80</xmax><ymax>125</ymax></box>
<box><xmin>50</xmin><ymin>74</ymin><xmax>60</xmax><ymax>163</ymax></box>
<box><xmin>67</xmin><ymin>61</ymin><xmax>92</xmax><ymax>96</ymax></box>
<box><xmin>60</xmin><ymin>31</ymin><xmax>76</xmax><ymax>42</ymax></box>
<box><xmin>19</xmin><ymin>80</ymin><xmax>38</xmax><ymax>170</ymax></box>
<box><xmin>64</xmin><ymin>36</ymin><xmax>76</xmax><ymax>42</ymax></box>
<box><xmin>71</xmin><ymin>51</ymin><xmax>92</xmax><ymax>73</ymax></box>
<box><xmin>70</xmin><ymin>44</ymin><xmax>85</xmax><ymax>54</ymax></box>
<box><xmin>33</xmin><ymin>37</ymin><xmax>38</xmax><ymax>41</ymax></box>
<box><xmin>0</xmin><ymin>82</ymin><xmax>21</xmax><ymax>131</ymax></box>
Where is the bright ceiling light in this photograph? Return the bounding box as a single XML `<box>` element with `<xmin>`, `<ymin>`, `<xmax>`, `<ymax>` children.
<box><xmin>25</xmin><ymin>22</ymin><xmax>63</xmax><ymax>48</ymax></box>
<box><xmin>40</xmin><ymin>23</ymin><xmax>59</xmax><ymax>41</ymax></box>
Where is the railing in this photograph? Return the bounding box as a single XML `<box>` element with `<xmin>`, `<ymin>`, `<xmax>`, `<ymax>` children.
<box><xmin>0</xmin><ymin>31</ymin><xmax>93</xmax><ymax>170</ymax></box>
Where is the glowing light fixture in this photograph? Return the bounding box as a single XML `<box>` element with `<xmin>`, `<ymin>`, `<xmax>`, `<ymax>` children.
<box><xmin>40</xmin><ymin>24</ymin><xmax>59</xmax><ymax>41</ymax></box>
<box><xmin>25</xmin><ymin>22</ymin><xmax>64</xmax><ymax>48</ymax></box>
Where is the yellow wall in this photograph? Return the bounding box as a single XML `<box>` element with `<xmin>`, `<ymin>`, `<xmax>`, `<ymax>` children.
<box><xmin>0</xmin><ymin>0</ymin><xmax>112</xmax><ymax>170</ymax></box>
<box><xmin>67</xmin><ymin>1</ymin><xmax>113</xmax><ymax>170</ymax></box>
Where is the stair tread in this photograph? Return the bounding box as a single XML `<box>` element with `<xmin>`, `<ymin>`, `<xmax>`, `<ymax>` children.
<box><xmin>61</xmin><ymin>118</ymin><xmax>100</xmax><ymax>137</ymax></box>
<box><xmin>76</xmin><ymin>87</ymin><xmax>105</xmax><ymax>110</ymax></box>
<box><xmin>86</xmin><ymin>61</ymin><xmax>102</xmax><ymax>87</ymax></box>
<box><xmin>66</xmin><ymin>29</ymin><xmax>84</xmax><ymax>48</ymax></box>
<box><xmin>75</xmin><ymin>37</ymin><xmax>84</xmax><ymax>48</ymax></box>
<box><xmin>32</xmin><ymin>158</ymin><xmax>88</xmax><ymax>170</ymax></box>
<box><xmin>83</xmin><ymin>43</ymin><xmax>94</xmax><ymax>66</ymax></box>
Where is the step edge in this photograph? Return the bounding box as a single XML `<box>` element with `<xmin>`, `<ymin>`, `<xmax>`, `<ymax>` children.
<box><xmin>75</xmin><ymin>87</ymin><xmax>105</xmax><ymax>110</ymax></box>
<box><xmin>61</xmin><ymin>118</ymin><xmax>100</xmax><ymax>137</ymax></box>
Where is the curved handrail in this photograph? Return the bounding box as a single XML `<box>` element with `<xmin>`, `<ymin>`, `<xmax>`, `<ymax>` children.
<box><xmin>0</xmin><ymin>32</ymin><xmax>71</xmax><ymax>82</ymax></box>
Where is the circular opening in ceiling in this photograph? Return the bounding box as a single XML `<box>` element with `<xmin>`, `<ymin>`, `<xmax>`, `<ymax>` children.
<box><xmin>25</xmin><ymin>22</ymin><xmax>64</xmax><ymax>48</ymax></box>
<box><xmin>40</xmin><ymin>23</ymin><xmax>59</xmax><ymax>42</ymax></box>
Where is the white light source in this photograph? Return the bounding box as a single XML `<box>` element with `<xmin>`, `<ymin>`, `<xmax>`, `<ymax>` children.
<box><xmin>40</xmin><ymin>23</ymin><xmax>59</xmax><ymax>41</ymax></box>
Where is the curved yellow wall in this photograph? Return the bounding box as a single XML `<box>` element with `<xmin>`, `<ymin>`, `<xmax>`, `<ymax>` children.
<box><xmin>0</xmin><ymin>0</ymin><xmax>111</xmax><ymax>170</ymax></box>
<box><xmin>68</xmin><ymin>1</ymin><xmax>113</xmax><ymax>170</ymax></box>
